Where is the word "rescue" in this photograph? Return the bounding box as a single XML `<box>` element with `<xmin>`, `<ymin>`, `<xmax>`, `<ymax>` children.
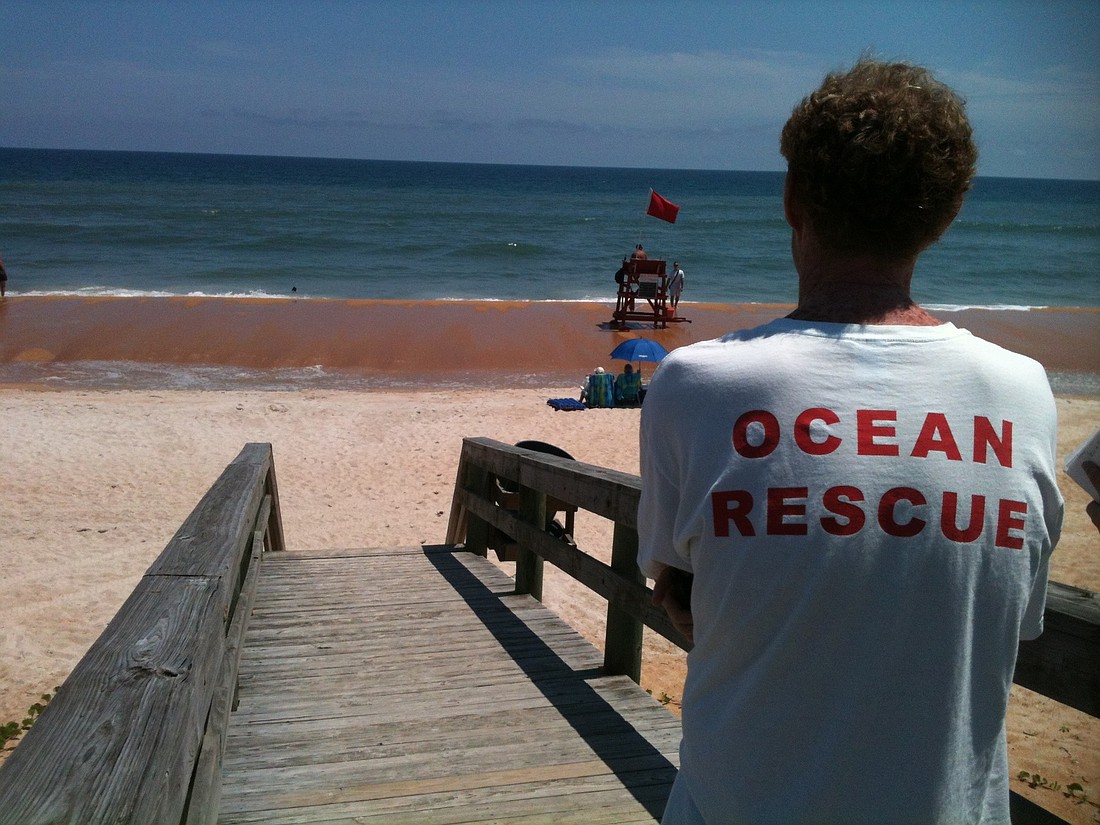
<box><xmin>711</xmin><ymin>408</ymin><xmax>1026</xmax><ymax>549</ymax></box>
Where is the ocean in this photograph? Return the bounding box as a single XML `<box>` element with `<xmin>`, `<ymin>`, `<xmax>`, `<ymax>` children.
<box><xmin>1</xmin><ymin>148</ymin><xmax>1098</xmax><ymax>309</ymax></box>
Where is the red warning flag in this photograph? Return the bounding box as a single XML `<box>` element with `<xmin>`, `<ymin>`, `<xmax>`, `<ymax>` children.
<box><xmin>646</xmin><ymin>190</ymin><xmax>680</xmax><ymax>223</ymax></box>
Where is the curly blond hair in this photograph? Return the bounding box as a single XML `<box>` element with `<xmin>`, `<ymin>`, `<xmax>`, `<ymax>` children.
<box><xmin>780</xmin><ymin>58</ymin><xmax>977</xmax><ymax>260</ymax></box>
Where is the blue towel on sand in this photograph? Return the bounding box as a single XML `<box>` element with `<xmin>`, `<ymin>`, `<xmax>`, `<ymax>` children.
<box><xmin>547</xmin><ymin>398</ymin><xmax>586</xmax><ymax>411</ymax></box>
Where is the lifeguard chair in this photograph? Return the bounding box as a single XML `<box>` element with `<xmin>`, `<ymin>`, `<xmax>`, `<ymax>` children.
<box><xmin>611</xmin><ymin>258</ymin><xmax>690</xmax><ymax>330</ymax></box>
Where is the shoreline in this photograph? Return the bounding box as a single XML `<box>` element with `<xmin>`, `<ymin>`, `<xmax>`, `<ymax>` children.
<box><xmin>2</xmin><ymin>296</ymin><xmax>1098</xmax><ymax>391</ymax></box>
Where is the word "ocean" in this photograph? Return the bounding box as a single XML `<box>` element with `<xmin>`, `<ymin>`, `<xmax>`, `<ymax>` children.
<box><xmin>712</xmin><ymin>408</ymin><xmax>1027</xmax><ymax>549</ymax></box>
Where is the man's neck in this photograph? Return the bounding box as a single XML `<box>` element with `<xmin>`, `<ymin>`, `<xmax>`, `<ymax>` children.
<box><xmin>787</xmin><ymin>256</ymin><xmax>941</xmax><ymax>326</ymax></box>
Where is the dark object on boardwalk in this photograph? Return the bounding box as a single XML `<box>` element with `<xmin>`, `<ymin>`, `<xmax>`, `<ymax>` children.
<box><xmin>611</xmin><ymin>258</ymin><xmax>691</xmax><ymax>329</ymax></box>
<box><xmin>497</xmin><ymin>441</ymin><xmax>575</xmax><ymax>492</ymax></box>
<box><xmin>488</xmin><ymin>440</ymin><xmax>579</xmax><ymax>562</ymax></box>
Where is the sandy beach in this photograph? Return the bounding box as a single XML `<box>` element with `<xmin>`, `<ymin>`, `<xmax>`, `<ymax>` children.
<box><xmin>1</xmin><ymin>297</ymin><xmax>1097</xmax><ymax>819</ymax></box>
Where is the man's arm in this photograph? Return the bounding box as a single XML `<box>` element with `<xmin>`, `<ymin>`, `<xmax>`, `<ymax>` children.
<box><xmin>652</xmin><ymin>563</ymin><xmax>694</xmax><ymax>644</ymax></box>
<box><xmin>1086</xmin><ymin>461</ymin><xmax>1100</xmax><ymax>533</ymax></box>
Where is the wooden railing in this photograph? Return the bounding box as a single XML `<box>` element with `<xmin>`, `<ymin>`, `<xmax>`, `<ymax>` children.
<box><xmin>445</xmin><ymin>437</ymin><xmax>1100</xmax><ymax>824</ymax></box>
<box><xmin>0</xmin><ymin>443</ymin><xmax>284</xmax><ymax>825</ymax></box>
<box><xmin>446</xmin><ymin>437</ymin><xmax>691</xmax><ymax>679</ymax></box>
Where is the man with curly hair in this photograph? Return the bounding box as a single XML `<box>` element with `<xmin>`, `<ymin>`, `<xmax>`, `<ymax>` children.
<box><xmin>639</xmin><ymin>59</ymin><xmax>1062</xmax><ymax>824</ymax></box>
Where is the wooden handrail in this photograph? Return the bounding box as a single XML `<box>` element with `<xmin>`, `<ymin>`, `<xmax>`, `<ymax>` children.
<box><xmin>447</xmin><ymin>437</ymin><xmax>688</xmax><ymax>666</ymax></box>
<box><xmin>0</xmin><ymin>443</ymin><xmax>284</xmax><ymax>825</ymax></box>
<box><xmin>446</xmin><ymin>436</ymin><xmax>1100</xmax><ymax>823</ymax></box>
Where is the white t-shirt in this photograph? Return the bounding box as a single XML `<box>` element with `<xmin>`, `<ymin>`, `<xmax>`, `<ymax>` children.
<box><xmin>669</xmin><ymin>268</ymin><xmax>685</xmax><ymax>299</ymax></box>
<box><xmin>638</xmin><ymin>319</ymin><xmax>1063</xmax><ymax>825</ymax></box>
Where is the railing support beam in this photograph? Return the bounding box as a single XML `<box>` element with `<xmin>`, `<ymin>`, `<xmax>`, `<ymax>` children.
<box><xmin>515</xmin><ymin>485</ymin><xmax>546</xmax><ymax>600</ymax></box>
<box><xmin>604</xmin><ymin>523</ymin><xmax>644</xmax><ymax>682</ymax></box>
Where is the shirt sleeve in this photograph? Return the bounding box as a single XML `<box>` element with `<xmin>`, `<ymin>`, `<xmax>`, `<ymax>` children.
<box><xmin>1019</xmin><ymin>381</ymin><xmax>1064</xmax><ymax>641</ymax></box>
<box><xmin>637</xmin><ymin>365</ymin><xmax>693</xmax><ymax>580</ymax></box>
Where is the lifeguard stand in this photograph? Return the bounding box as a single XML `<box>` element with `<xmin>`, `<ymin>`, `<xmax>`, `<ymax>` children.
<box><xmin>611</xmin><ymin>258</ymin><xmax>690</xmax><ymax>330</ymax></box>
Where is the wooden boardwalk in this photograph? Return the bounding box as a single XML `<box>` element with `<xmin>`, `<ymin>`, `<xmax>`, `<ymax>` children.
<box><xmin>217</xmin><ymin>545</ymin><xmax>681</xmax><ymax>824</ymax></box>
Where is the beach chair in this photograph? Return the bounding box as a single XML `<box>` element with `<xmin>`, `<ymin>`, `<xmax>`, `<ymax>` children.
<box><xmin>584</xmin><ymin>372</ymin><xmax>615</xmax><ymax>408</ymax></box>
<box><xmin>615</xmin><ymin>371</ymin><xmax>642</xmax><ymax>405</ymax></box>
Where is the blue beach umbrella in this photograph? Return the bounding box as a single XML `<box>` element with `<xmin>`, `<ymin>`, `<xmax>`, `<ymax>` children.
<box><xmin>609</xmin><ymin>337</ymin><xmax>669</xmax><ymax>364</ymax></box>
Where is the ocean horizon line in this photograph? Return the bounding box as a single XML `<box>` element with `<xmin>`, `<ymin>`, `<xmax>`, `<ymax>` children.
<box><xmin>4</xmin><ymin>145</ymin><xmax>1099</xmax><ymax>185</ymax></box>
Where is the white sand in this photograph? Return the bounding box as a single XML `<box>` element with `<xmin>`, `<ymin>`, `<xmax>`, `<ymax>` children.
<box><xmin>1</xmin><ymin>388</ymin><xmax>1096</xmax><ymax>818</ymax></box>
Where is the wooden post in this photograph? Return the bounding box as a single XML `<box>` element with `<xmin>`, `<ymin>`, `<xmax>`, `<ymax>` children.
<box><xmin>515</xmin><ymin>485</ymin><xmax>545</xmax><ymax>601</ymax></box>
<box><xmin>462</xmin><ymin>464</ymin><xmax>493</xmax><ymax>557</ymax></box>
<box><xmin>603</xmin><ymin>522</ymin><xmax>644</xmax><ymax>682</ymax></box>
<box><xmin>262</xmin><ymin>459</ymin><xmax>286</xmax><ymax>552</ymax></box>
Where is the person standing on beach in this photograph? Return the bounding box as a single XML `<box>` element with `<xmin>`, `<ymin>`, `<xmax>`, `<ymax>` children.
<box><xmin>667</xmin><ymin>261</ymin><xmax>684</xmax><ymax>310</ymax></box>
<box><xmin>638</xmin><ymin>58</ymin><xmax>1062</xmax><ymax>824</ymax></box>
<box><xmin>0</xmin><ymin>257</ymin><xmax>7</xmax><ymax>297</ymax></box>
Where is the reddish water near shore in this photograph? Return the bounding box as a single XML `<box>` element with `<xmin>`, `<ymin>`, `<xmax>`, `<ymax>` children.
<box><xmin>1</xmin><ymin>297</ymin><xmax>1097</xmax><ymax>392</ymax></box>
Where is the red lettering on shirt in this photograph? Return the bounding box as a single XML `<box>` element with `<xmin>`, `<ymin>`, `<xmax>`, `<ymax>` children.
<box><xmin>767</xmin><ymin>487</ymin><xmax>808</xmax><ymax>535</ymax></box>
<box><xmin>708</xmin><ymin>486</ymin><xmax>1031</xmax><ymax>548</ymax></box>
<box><xmin>794</xmin><ymin>407</ymin><xmax>842</xmax><ymax>455</ymax></box>
<box><xmin>732</xmin><ymin>410</ymin><xmax>780</xmax><ymax>458</ymax></box>
<box><xmin>821</xmin><ymin>485</ymin><xmax>866</xmax><ymax>535</ymax></box>
<box><xmin>712</xmin><ymin>490</ymin><xmax>756</xmax><ymax>537</ymax></box>
<box><xmin>857</xmin><ymin>409</ymin><xmax>899</xmax><ymax>456</ymax></box>
<box><xmin>941</xmin><ymin>492</ymin><xmax>986</xmax><ymax>542</ymax></box>
<box><xmin>878</xmin><ymin>486</ymin><xmax>927</xmax><ymax>537</ymax></box>
<box><xmin>996</xmin><ymin>499</ymin><xmax>1027</xmax><ymax>549</ymax></box>
<box><xmin>912</xmin><ymin>413</ymin><xmax>963</xmax><ymax>461</ymax></box>
<box><xmin>974</xmin><ymin>417</ymin><xmax>1013</xmax><ymax>468</ymax></box>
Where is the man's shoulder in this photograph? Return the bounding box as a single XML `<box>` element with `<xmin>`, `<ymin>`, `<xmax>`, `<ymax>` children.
<box><xmin>945</xmin><ymin>328</ymin><xmax>1050</xmax><ymax>382</ymax></box>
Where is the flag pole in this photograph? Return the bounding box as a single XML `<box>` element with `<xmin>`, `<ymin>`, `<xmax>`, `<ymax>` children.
<box><xmin>637</xmin><ymin>188</ymin><xmax>652</xmax><ymax>248</ymax></box>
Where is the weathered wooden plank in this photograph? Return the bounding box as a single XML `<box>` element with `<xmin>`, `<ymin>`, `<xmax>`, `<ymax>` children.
<box><xmin>223</xmin><ymin>691</ymin><xmax>678</xmax><ymax>746</ymax></box>
<box><xmin>221</xmin><ymin>766</ymin><xmax>672</xmax><ymax>824</ymax></box>
<box><xmin>0</xmin><ymin>576</ymin><xmax>226</xmax><ymax>825</ymax></box>
<box><xmin>459</xmin><ymin>437</ymin><xmax>643</xmax><ymax>528</ymax></box>
<box><xmin>222</xmin><ymin>704</ymin><xmax>681</xmax><ymax>767</ymax></box>
<box><xmin>187</xmin><ymin>530</ymin><xmax>268</xmax><ymax>825</ymax></box>
<box><xmin>223</xmin><ymin>724</ymin><xmax>679</xmax><ymax>791</ymax></box>
<box><xmin>256</xmin><ymin>448</ymin><xmax>287</xmax><ymax>553</ymax></box>
<box><xmin>1014</xmin><ymin>581</ymin><xmax>1100</xmax><ymax>716</ymax></box>
<box><xmin>233</xmin><ymin>655</ymin><xmax>605</xmax><ymax>703</ymax></box>
<box><xmin>219</xmin><ymin>770</ymin><xmax>673</xmax><ymax>824</ymax></box>
<box><xmin>222</xmin><ymin>750</ymin><xmax>675</xmax><ymax>811</ymax></box>
<box><xmin>229</xmin><ymin>674</ymin><xmax>654</xmax><ymax>730</ymax></box>
<box><xmin>0</xmin><ymin>443</ymin><xmax>285</xmax><ymax>825</ymax></box>
<box><xmin>148</xmin><ymin>443</ymin><xmax>271</xmax><ymax>579</ymax></box>
<box><xmin>187</xmin><ymin>727</ymin><xmax>224</xmax><ymax>825</ymax></box>
<box><xmin>514</xmin><ymin>485</ymin><xmax>546</xmax><ymax>599</ymax></box>
<box><xmin>604</xmin><ymin>522</ymin><xmax>644</xmax><ymax>681</ymax></box>
<box><xmin>218</xmin><ymin>547</ymin><xmax>680</xmax><ymax>823</ymax></box>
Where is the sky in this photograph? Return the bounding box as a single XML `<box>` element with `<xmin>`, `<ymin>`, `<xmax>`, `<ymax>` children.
<box><xmin>3</xmin><ymin>0</ymin><xmax>1098</xmax><ymax>179</ymax></box>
